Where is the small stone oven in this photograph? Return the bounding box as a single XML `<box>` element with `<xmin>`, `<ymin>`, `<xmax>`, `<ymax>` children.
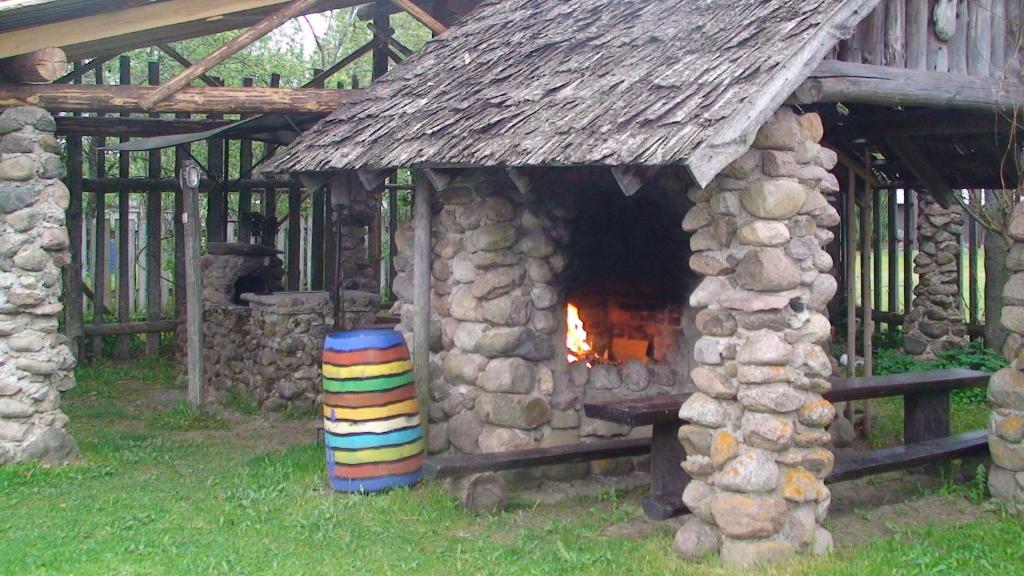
<box><xmin>391</xmin><ymin>167</ymin><xmax>700</xmax><ymax>475</ymax></box>
<box><xmin>200</xmin><ymin>243</ymin><xmax>381</xmax><ymax>412</ymax></box>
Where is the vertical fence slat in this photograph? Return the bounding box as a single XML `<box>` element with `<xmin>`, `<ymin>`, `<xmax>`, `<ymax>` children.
<box><xmin>969</xmin><ymin>200</ymin><xmax>979</xmax><ymax>330</ymax></box>
<box><xmin>287</xmin><ymin>179</ymin><xmax>301</xmax><ymax>290</ymax></box>
<box><xmin>65</xmin><ymin>132</ymin><xmax>85</xmax><ymax>360</ymax></box>
<box><xmin>903</xmin><ymin>189</ymin><xmax>914</xmax><ymax>313</ymax></box>
<box><xmin>872</xmin><ymin>187</ymin><xmax>882</xmax><ymax>326</ymax></box>
<box><xmin>92</xmin><ymin>65</ymin><xmax>107</xmax><ymax>355</ymax></box>
<box><xmin>145</xmin><ymin>60</ymin><xmax>162</xmax><ymax>356</ymax></box>
<box><xmin>887</xmin><ymin>187</ymin><xmax>898</xmax><ymax>322</ymax></box>
<box><xmin>117</xmin><ymin>55</ymin><xmax>131</xmax><ymax>360</ymax></box>
<box><xmin>237</xmin><ymin>77</ymin><xmax>254</xmax><ymax>244</ymax></box>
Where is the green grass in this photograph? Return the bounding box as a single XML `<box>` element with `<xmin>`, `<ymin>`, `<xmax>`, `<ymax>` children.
<box><xmin>2</xmin><ymin>358</ymin><xmax>1023</xmax><ymax>575</ymax></box>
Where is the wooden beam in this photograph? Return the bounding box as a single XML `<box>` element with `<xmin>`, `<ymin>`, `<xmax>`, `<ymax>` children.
<box><xmin>368</xmin><ymin>23</ymin><xmax>414</xmax><ymax>57</ymax></box>
<box><xmin>0</xmin><ymin>83</ymin><xmax>360</xmax><ymax>114</ymax></box>
<box><xmin>81</xmin><ymin>178</ymin><xmax>290</xmax><ymax>193</ymax></box>
<box><xmin>141</xmin><ymin>0</ymin><xmax>320</xmax><ymax>110</ymax></box>
<box><xmin>796</xmin><ymin>60</ymin><xmax>1024</xmax><ymax>112</ymax></box>
<box><xmin>54</xmin><ymin>56</ymin><xmax>112</xmax><ymax>84</ymax></box>
<box><xmin>305</xmin><ymin>39</ymin><xmax>379</xmax><ymax>87</ymax></box>
<box><xmin>390</xmin><ymin>0</ymin><xmax>448</xmax><ymax>34</ymax></box>
<box><xmin>884</xmin><ymin>136</ymin><xmax>955</xmax><ymax>207</ymax></box>
<box><xmin>157</xmin><ymin>44</ymin><xmax>224</xmax><ymax>87</ymax></box>
<box><xmin>82</xmin><ymin>319</ymin><xmax>179</xmax><ymax>337</ymax></box>
<box><xmin>0</xmin><ymin>47</ymin><xmax>68</xmax><ymax>83</ymax></box>
<box><xmin>56</xmin><ymin>116</ymin><xmax>236</xmax><ymax>138</ymax></box>
<box><xmin>830</xmin><ymin>146</ymin><xmax>880</xmax><ymax>188</ymax></box>
<box><xmin>0</xmin><ymin>0</ymin><xmax>337</xmax><ymax>59</ymax></box>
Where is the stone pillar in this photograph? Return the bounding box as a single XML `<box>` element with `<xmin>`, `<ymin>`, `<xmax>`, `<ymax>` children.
<box><xmin>902</xmin><ymin>195</ymin><xmax>967</xmax><ymax>358</ymax></box>
<box><xmin>0</xmin><ymin>106</ymin><xmax>78</xmax><ymax>465</ymax></box>
<box><xmin>673</xmin><ymin>107</ymin><xmax>838</xmax><ymax>566</ymax></box>
<box><xmin>391</xmin><ymin>169</ymin><xmax>570</xmax><ymax>459</ymax></box>
<box><xmin>987</xmin><ymin>203</ymin><xmax>1024</xmax><ymax>509</ymax></box>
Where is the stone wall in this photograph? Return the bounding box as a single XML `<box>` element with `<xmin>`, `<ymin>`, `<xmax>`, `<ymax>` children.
<box><xmin>390</xmin><ymin>168</ymin><xmax>697</xmax><ymax>476</ymax></box>
<box><xmin>987</xmin><ymin>203</ymin><xmax>1024</xmax><ymax>510</ymax></box>
<box><xmin>902</xmin><ymin>196</ymin><xmax>967</xmax><ymax>358</ymax></box>
<box><xmin>672</xmin><ymin>107</ymin><xmax>839</xmax><ymax>566</ymax></box>
<box><xmin>0</xmin><ymin>106</ymin><xmax>78</xmax><ymax>465</ymax></box>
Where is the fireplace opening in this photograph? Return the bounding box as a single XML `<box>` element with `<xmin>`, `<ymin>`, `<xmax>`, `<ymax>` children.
<box><xmin>232</xmin><ymin>273</ymin><xmax>270</xmax><ymax>305</ymax></box>
<box><xmin>564</xmin><ymin>176</ymin><xmax>693</xmax><ymax>374</ymax></box>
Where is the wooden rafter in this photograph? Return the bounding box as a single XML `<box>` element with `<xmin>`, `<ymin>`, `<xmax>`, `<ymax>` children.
<box><xmin>368</xmin><ymin>24</ymin><xmax>414</xmax><ymax>57</ymax></box>
<box><xmin>391</xmin><ymin>0</ymin><xmax>449</xmax><ymax>34</ymax></box>
<box><xmin>0</xmin><ymin>83</ymin><xmax>360</xmax><ymax>114</ymax></box>
<box><xmin>884</xmin><ymin>136</ymin><xmax>955</xmax><ymax>207</ymax></box>
<box><xmin>140</xmin><ymin>0</ymin><xmax>320</xmax><ymax>110</ymax></box>
<box><xmin>157</xmin><ymin>44</ymin><xmax>224</xmax><ymax>87</ymax></box>
<box><xmin>305</xmin><ymin>39</ymin><xmax>380</xmax><ymax>87</ymax></box>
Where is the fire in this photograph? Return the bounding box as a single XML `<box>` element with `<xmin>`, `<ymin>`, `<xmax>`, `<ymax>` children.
<box><xmin>566</xmin><ymin>303</ymin><xmax>593</xmax><ymax>363</ymax></box>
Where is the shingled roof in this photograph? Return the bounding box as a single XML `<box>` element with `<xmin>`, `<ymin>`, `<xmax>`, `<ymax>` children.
<box><xmin>266</xmin><ymin>0</ymin><xmax>878</xmax><ymax>186</ymax></box>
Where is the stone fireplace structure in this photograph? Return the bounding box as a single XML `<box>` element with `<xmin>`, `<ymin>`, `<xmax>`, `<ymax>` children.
<box><xmin>389</xmin><ymin>165</ymin><xmax>702</xmax><ymax>470</ymax></box>
<box><xmin>200</xmin><ymin>242</ymin><xmax>379</xmax><ymax>412</ymax></box>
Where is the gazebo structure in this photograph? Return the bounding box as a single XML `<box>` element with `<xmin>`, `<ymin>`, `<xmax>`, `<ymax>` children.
<box><xmin>265</xmin><ymin>0</ymin><xmax>1023</xmax><ymax>566</ymax></box>
<box><xmin>0</xmin><ymin>0</ymin><xmax>1021</xmax><ymax>567</ymax></box>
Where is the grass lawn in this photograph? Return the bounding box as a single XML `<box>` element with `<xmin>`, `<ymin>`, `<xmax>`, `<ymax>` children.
<box><xmin>2</xmin><ymin>358</ymin><xmax>1023</xmax><ymax>575</ymax></box>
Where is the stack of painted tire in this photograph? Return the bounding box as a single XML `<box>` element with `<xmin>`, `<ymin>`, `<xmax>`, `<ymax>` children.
<box><xmin>321</xmin><ymin>329</ymin><xmax>424</xmax><ymax>493</ymax></box>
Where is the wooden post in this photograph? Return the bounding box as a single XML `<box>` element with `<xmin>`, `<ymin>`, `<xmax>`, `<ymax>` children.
<box><xmin>262</xmin><ymin>73</ymin><xmax>281</xmax><ymax>248</ymax></box>
<box><xmin>388</xmin><ymin>186</ymin><xmax>398</xmax><ymax>298</ymax></box>
<box><xmin>287</xmin><ymin>178</ymin><xmax>301</xmax><ymax>290</ymax></box>
<box><xmin>174</xmin><ymin>114</ymin><xmax>189</xmax><ymax>351</ymax></box>
<box><xmin>969</xmin><ymin>206</ymin><xmax>979</xmax><ymax>331</ymax></box>
<box><xmin>903</xmin><ymin>189</ymin><xmax>914</xmax><ymax>314</ymax></box>
<box><xmin>872</xmin><ymin>187</ymin><xmax>882</xmax><ymax>326</ymax></box>
<box><xmin>861</xmin><ymin>154</ymin><xmax>874</xmax><ymax>438</ymax></box>
<box><xmin>391</xmin><ymin>0</ymin><xmax>448</xmax><ymax>34</ymax></box>
<box><xmin>206</xmin><ymin>87</ymin><xmax>226</xmax><ymax>243</ymax></box>
<box><xmin>905</xmin><ymin>0</ymin><xmax>929</xmax><ymax>70</ymax></box>
<box><xmin>413</xmin><ymin>174</ymin><xmax>432</xmax><ymax>447</ymax></box>
<box><xmin>887</xmin><ymin>188</ymin><xmax>897</xmax><ymax>325</ymax></box>
<box><xmin>180</xmin><ymin>161</ymin><xmax>205</xmax><ymax>407</ymax></box>
<box><xmin>311</xmin><ymin>186</ymin><xmax>325</xmax><ymax>290</ymax></box>
<box><xmin>92</xmin><ymin>65</ymin><xmax>107</xmax><ymax>356</ymax></box>
<box><xmin>0</xmin><ymin>47</ymin><xmax>68</xmax><ymax>83</ymax></box>
<box><xmin>117</xmin><ymin>56</ymin><xmax>131</xmax><ymax>360</ymax></box>
<box><xmin>145</xmin><ymin>60</ymin><xmax>162</xmax><ymax>357</ymax></box>
<box><xmin>139</xmin><ymin>0</ymin><xmax>320</xmax><ymax>110</ymax></box>
<box><xmin>845</xmin><ymin>168</ymin><xmax>857</xmax><ymax>421</ymax></box>
<box><xmin>237</xmin><ymin>77</ymin><xmax>254</xmax><ymax>244</ymax></box>
<box><xmin>967</xmin><ymin>0</ymin><xmax>993</xmax><ymax>77</ymax></box>
<box><xmin>65</xmin><ymin>133</ymin><xmax>85</xmax><ymax>360</ymax></box>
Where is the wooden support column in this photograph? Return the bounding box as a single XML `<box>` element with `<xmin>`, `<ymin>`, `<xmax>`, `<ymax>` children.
<box><xmin>872</xmin><ymin>187</ymin><xmax>882</xmax><ymax>327</ymax></box>
<box><xmin>287</xmin><ymin>178</ymin><xmax>302</xmax><ymax>290</ymax></box>
<box><xmin>65</xmin><ymin>133</ymin><xmax>85</xmax><ymax>359</ymax></box>
<box><xmin>324</xmin><ymin>189</ymin><xmax>338</xmax><ymax>296</ymax></box>
<box><xmin>206</xmin><ymin>84</ymin><xmax>226</xmax><ymax>243</ymax></box>
<box><xmin>237</xmin><ymin>77</ymin><xmax>254</xmax><ymax>244</ymax></box>
<box><xmin>174</xmin><ymin>114</ymin><xmax>189</xmax><ymax>349</ymax></box>
<box><xmin>387</xmin><ymin>186</ymin><xmax>398</xmax><ymax>298</ymax></box>
<box><xmin>844</xmin><ymin>168</ymin><xmax>857</xmax><ymax>420</ymax></box>
<box><xmin>413</xmin><ymin>174</ymin><xmax>432</xmax><ymax>447</ymax></box>
<box><xmin>369</xmin><ymin>2</ymin><xmax>389</xmax><ymax>288</ymax></box>
<box><xmin>262</xmin><ymin>73</ymin><xmax>282</xmax><ymax>248</ymax></box>
<box><xmin>145</xmin><ymin>61</ymin><xmax>163</xmax><ymax>357</ymax></box>
<box><xmin>180</xmin><ymin>162</ymin><xmax>205</xmax><ymax>407</ymax></box>
<box><xmin>91</xmin><ymin>65</ymin><xmax>107</xmax><ymax>356</ymax></box>
<box><xmin>861</xmin><ymin>154</ymin><xmax>874</xmax><ymax>438</ymax></box>
<box><xmin>311</xmin><ymin>186</ymin><xmax>325</xmax><ymax>290</ymax></box>
<box><xmin>903</xmin><ymin>189</ymin><xmax>914</xmax><ymax>313</ymax></box>
<box><xmin>887</xmin><ymin>189</ymin><xmax>897</xmax><ymax>323</ymax></box>
<box><xmin>969</xmin><ymin>207</ymin><xmax>979</xmax><ymax>331</ymax></box>
<box><xmin>117</xmin><ymin>55</ymin><xmax>131</xmax><ymax>360</ymax></box>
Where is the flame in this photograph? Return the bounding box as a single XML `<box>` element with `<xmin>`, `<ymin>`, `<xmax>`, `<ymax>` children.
<box><xmin>566</xmin><ymin>303</ymin><xmax>593</xmax><ymax>363</ymax></box>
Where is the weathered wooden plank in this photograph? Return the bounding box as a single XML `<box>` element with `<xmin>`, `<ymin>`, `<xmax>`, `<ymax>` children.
<box><xmin>423</xmin><ymin>437</ymin><xmax>651</xmax><ymax>479</ymax></box>
<box><xmin>828</xmin><ymin>430</ymin><xmax>988</xmax><ymax>483</ymax></box>
<box><xmin>391</xmin><ymin>0</ymin><xmax>448</xmax><ymax>34</ymax></box>
<box><xmin>81</xmin><ymin>177</ymin><xmax>288</xmax><ymax>193</ymax></box>
<box><xmin>0</xmin><ymin>83</ymin><xmax>359</xmax><ymax>114</ymax></box>
<box><xmin>968</xmin><ymin>0</ymin><xmax>994</xmax><ymax>76</ymax></box>
<box><xmin>948</xmin><ymin>0</ymin><xmax>969</xmax><ymax>73</ymax></box>
<box><xmin>64</xmin><ymin>132</ymin><xmax>85</xmax><ymax>359</ymax></box>
<box><xmin>56</xmin><ymin>116</ymin><xmax>236</xmax><ymax>138</ymax></box>
<box><xmin>156</xmin><ymin>43</ymin><xmax>224</xmax><ymax>88</ymax></box>
<box><xmin>906</xmin><ymin>0</ymin><xmax>930</xmax><ymax>69</ymax></box>
<box><xmin>883</xmin><ymin>0</ymin><xmax>906</xmax><ymax>66</ymax></box>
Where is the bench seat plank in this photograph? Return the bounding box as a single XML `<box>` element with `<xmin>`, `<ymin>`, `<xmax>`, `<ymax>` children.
<box><xmin>643</xmin><ymin>429</ymin><xmax>989</xmax><ymax>520</ymax></box>
<box><xmin>423</xmin><ymin>437</ymin><xmax>651</xmax><ymax>480</ymax></box>
<box><xmin>584</xmin><ymin>369</ymin><xmax>989</xmax><ymax>426</ymax></box>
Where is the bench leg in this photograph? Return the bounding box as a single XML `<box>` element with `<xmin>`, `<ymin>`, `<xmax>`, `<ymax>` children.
<box><xmin>904</xmin><ymin>390</ymin><xmax>950</xmax><ymax>476</ymax></box>
<box><xmin>641</xmin><ymin>420</ymin><xmax>690</xmax><ymax>520</ymax></box>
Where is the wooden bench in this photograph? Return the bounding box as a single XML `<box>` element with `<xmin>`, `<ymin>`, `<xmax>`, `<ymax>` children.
<box><xmin>584</xmin><ymin>368</ymin><xmax>991</xmax><ymax>520</ymax></box>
